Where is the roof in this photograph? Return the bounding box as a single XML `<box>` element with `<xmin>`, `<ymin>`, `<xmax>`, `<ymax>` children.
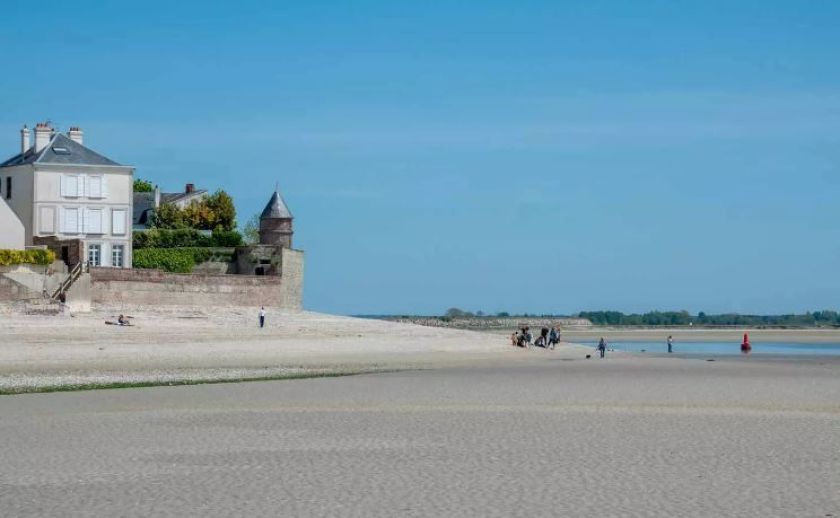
<box><xmin>133</xmin><ymin>192</ymin><xmax>155</xmax><ymax>226</ymax></box>
<box><xmin>161</xmin><ymin>190</ymin><xmax>207</xmax><ymax>205</ymax></box>
<box><xmin>132</xmin><ymin>189</ymin><xmax>209</xmax><ymax>227</ymax></box>
<box><xmin>261</xmin><ymin>190</ymin><xmax>293</xmax><ymax>219</ymax></box>
<box><xmin>0</xmin><ymin>133</ymin><xmax>124</xmax><ymax>168</ymax></box>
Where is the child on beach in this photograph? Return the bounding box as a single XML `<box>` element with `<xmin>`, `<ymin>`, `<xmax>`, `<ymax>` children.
<box><xmin>259</xmin><ymin>307</ymin><xmax>266</xmax><ymax>328</ymax></box>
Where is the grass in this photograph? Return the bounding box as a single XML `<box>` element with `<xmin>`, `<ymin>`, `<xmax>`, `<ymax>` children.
<box><xmin>0</xmin><ymin>367</ymin><xmax>404</xmax><ymax>396</ymax></box>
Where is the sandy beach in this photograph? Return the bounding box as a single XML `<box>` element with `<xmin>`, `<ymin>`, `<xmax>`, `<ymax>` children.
<box><xmin>1</xmin><ymin>309</ymin><xmax>839</xmax><ymax>515</ymax></box>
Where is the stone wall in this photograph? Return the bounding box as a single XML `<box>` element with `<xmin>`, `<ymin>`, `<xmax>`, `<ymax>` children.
<box><xmin>90</xmin><ymin>265</ymin><xmax>302</xmax><ymax>309</ymax></box>
<box><xmin>279</xmin><ymin>248</ymin><xmax>304</xmax><ymax>310</ymax></box>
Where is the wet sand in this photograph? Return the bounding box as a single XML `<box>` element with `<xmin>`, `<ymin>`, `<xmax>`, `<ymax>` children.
<box><xmin>1</xmin><ymin>355</ymin><xmax>838</xmax><ymax>517</ymax></box>
<box><xmin>533</xmin><ymin>327</ymin><xmax>840</xmax><ymax>344</ymax></box>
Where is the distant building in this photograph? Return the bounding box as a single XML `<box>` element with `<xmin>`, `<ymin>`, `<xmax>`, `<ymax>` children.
<box><xmin>0</xmin><ymin>123</ymin><xmax>134</xmax><ymax>267</ymax></box>
<box><xmin>133</xmin><ymin>183</ymin><xmax>208</xmax><ymax>230</ymax></box>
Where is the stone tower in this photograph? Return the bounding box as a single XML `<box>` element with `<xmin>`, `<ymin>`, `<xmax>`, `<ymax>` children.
<box><xmin>259</xmin><ymin>189</ymin><xmax>294</xmax><ymax>248</ymax></box>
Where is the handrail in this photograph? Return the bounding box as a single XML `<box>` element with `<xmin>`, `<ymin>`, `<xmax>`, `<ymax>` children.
<box><xmin>51</xmin><ymin>262</ymin><xmax>83</xmax><ymax>300</ymax></box>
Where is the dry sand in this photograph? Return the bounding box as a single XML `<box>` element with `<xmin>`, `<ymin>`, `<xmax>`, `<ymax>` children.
<box><xmin>0</xmin><ymin>307</ymin><xmax>549</xmax><ymax>391</ymax></box>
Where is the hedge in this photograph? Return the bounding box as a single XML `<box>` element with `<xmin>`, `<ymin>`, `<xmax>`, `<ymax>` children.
<box><xmin>0</xmin><ymin>249</ymin><xmax>56</xmax><ymax>266</ymax></box>
<box><xmin>133</xmin><ymin>228</ymin><xmax>243</xmax><ymax>249</ymax></box>
<box><xmin>132</xmin><ymin>247</ymin><xmax>234</xmax><ymax>273</ymax></box>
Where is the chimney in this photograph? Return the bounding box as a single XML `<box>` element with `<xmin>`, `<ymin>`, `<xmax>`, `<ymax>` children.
<box><xmin>153</xmin><ymin>185</ymin><xmax>161</xmax><ymax>208</ymax></box>
<box><xmin>68</xmin><ymin>126</ymin><xmax>84</xmax><ymax>145</ymax></box>
<box><xmin>34</xmin><ymin>122</ymin><xmax>52</xmax><ymax>153</ymax></box>
<box><xmin>20</xmin><ymin>125</ymin><xmax>30</xmax><ymax>154</ymax></box>
<box><xmin>185</xmin><ymin>183</ymin><xmax>195</xmax><ymax>194</ymax></box>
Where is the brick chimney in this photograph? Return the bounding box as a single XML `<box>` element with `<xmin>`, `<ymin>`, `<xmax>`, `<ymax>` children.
<box><xmin>34</xmin><ymin>122</ymin><xmax>52</xmax><ymax>153</ymax></box>
<box><xmin>68</xmin><ymin>126</ymin><xmax>84</xmax><ymax>145</ymax></box>
<box><xmin>185</xmin><ymin>183</ymin><xmax>195</xmax><ymax>194</ymax></box>
<box><xmin>20</xmin><ymin>125</ymin><xmax>29</xmax><ymax>154</ymax></box>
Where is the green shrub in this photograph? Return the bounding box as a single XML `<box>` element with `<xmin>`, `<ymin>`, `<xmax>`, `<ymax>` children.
<box><xmin>0</xmin><ymin>249</ymin><xmax>56</xmax><ymax>266</ymax></box>
<box><xmin>134</xmin><ymin>228</ymin><xmax>243</xmax><ymax>249</ymax></box>
<box><xmin>132</xmin><ymin>247</ymin><xmax>233</xmax><ymax>273</ymax></box>
<box><xmin>210</xmin><ymin>229</ymin><xmax>243</xmax><ymax>247</ymax></box>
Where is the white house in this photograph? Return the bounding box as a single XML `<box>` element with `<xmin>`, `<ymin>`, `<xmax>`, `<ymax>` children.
<box><xmin>0</xmin><ymin>197</ymin><xmax>25</xmax><ymax>249</ymax></box>
<box><xmin>0</xmin><ymin>123</ymin><xmax>134</xmax><ymax>267</ymax></box>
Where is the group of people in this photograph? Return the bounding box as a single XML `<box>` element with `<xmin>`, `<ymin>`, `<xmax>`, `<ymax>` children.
<box><xmin>512</xmin><ymin>332</ymin><xmax>676</xmax><ymax>358</ymax></box>
<box><xmin>511</xmin><ymin>326</ymin><xmax>562</xmax><ymax>349</ymax></box>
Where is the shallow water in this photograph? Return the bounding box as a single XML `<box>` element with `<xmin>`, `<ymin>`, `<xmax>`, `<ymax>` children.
<box><xmin>582</xmin><ymin>341</ymin><xmax>840</xmax><ymax>355</ymax></box>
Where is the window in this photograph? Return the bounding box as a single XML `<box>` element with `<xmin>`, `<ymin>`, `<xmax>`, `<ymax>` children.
<box><xmin>87</xmin><ymin>244</ymin><xmax>101</xmax><ymax>267</ymax></box>
<box><xmin>62</xmin><ymin>208</ymin><xmax>79</xmax><ymax>233</ymax></box>
<box><xmin>61</xmin><ymin>174</ymin><xmax>82</xmax><ymax>197</ymax></box>
<box><xmin>84</xmin><ymin>208</ymin><xmax>103</xmax><ymax>234</ymax></box>
<box><xmin>111</xmin><ymin>245</ymin><xmax>124</xmax><ymax>268</ymax></box>
<box><xmin>53</xmin><ymin>147</ymin><xmax>71</xmax><ymax>155</ymax></box>
<box><xmin>111</xmin><ymin>209</ymin><xmax>126</xmax><ymax>235</ymax></box>
<box><xmin>5</xmin><ymin>177</ymin><xmax>10</xmax><ymax>199</ymax></box>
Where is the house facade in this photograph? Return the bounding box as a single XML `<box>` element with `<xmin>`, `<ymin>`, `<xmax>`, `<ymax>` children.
<box><xmin>0</xmin><ymin>123</ymin><xmax>134</xmax><ymax>267</ymax></box>
<box><xmin>0</xmin><ymin>197</ymin><xmax>25</xmax><ymax>249</ymax></box>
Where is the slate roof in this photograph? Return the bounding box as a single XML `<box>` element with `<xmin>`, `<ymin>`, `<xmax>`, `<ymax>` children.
<box><xmin>133</xmin><ymin>192</ymin><xmax>155</xmax><ymax>227</ymax></box>
<box><xmin>261</xmin><ymin>190</ymin><xmax>293</xmax><ymax>219</ymax></box>
<box><xmin>0</xmin><ymin>133</ymin><xmax>123</xmax><ymax>168</ymax></box>
<box><xmin>132</xmin><ymin>189</ymin><xmax>209</xmax><ymax>227</ymax></box>
<box><xmin>161</xmin><ymin>190</ymin><xmax>207</xmax><ymax>205</ymax></box>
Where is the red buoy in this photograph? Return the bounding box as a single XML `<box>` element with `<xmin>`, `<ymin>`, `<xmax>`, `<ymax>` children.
<box><xmin>741</xmin><ymin>332</ymin><xmax>751</xmax><ymax>353</ymax></box>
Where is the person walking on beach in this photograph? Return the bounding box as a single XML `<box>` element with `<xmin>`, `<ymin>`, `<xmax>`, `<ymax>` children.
<box><xmin>667</xmin><ymin>335</ymin><xmax>673</xmax><ymax>353</ymax></box>
<box><xmin>548</xmin><ymin>326</ymin><xmax>558</xmax><ymax>349</ymax></box>
<box><xmin>597</xmin><ymin>337</ymin><xmax>607</xmax><ymax>359</ymax></box>
<box><xmin>259</xmin><ymin>306</ymin><xmax>266</xmax><ymax>328</ymax></box>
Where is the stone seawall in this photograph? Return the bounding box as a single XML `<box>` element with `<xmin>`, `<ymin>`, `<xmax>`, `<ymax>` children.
<box><xmin>90</xmin><ymin>267</ymin><xmax>299</xmax><ymax>309</ymax></box>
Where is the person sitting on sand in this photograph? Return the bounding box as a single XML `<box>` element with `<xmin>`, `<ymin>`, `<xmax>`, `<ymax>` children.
<box><xmin>511</xmin><ymin>332</ymin><xmax>518</xmax><ymax>347</ymax></box>
<box><xmin>117</xmin><ymin>314</ymin><xmax>128</xmax><ymax>326</ymax></box>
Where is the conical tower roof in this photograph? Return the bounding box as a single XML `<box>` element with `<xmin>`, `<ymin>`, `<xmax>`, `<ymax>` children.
<box><xmin>260</xmin><ymin>189</ymin><xmax>293</xmax><ymax>219</ymax></box>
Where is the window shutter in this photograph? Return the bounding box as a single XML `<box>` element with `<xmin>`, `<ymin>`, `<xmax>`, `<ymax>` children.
<box><xmin>88</xmin><ymin>176</ymin><xmax>102</xmax><ymax>198</ymax></box>
<box><xmin>78</xmin><ymin>175</ymin><xmax>85</xmax><ymax>197</ymax></box>
<box><xmin>112</xmin><ymin>210</ymin><xmax>126</xmax><ymax>235</ymax></box>
<box><xmin>60</xmin><ymin>175</ymin><xmax>66</xmax><ymax>197</ymax></box>
<box><xmin>101</xmin><ymin>176</ymin><xmax>109</xmax><ymax>198</ymax></box>
<box><xmin>59</xmin><ymin>207</ymin><xmax>65</xmax><ymax>232</ymax></box>
<box><xmin>82</xmin><ymin>208</ymin><xmax>89</xmax><ymax>234</ymax></box>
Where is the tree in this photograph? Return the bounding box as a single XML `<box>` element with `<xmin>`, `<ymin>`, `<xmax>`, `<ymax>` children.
<box><xmin>133</xmin><ymin>178</ymin><xmax>154</xmax><ymax>192</ymax></box>
<box><xmin>445</xmin><ymin>307</ymin><xmax>474</xmax><ymax>318</ymax></box>
<box><xmin>151</xmin><ymin>202</ymin><xmax>188</xmax><ymax>229</ymax></box>
<box><xmin>242</xmin><ymin>213</ymin><xmax>260</xmax><ymax>245</ymax></box>
<box><xmin>182</xmin><ymin>190</ymin><xmax>237</xmax><ymax>231</ymax></box>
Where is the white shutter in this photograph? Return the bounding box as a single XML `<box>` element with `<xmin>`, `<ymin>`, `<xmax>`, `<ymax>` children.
<box><xmin>101</xmin><ymin>176</ymin><xmax>109</xmax><ymax>198</ymax></box>
<box><xmin>77</xmin><ymin>175</ymin><xmax>85</xmax><ymax>197</ymax></box>
<box><xmin>59</xmin><ymin>206</ymin><xmax>65</xmax><ymax>232</ymax></box>
<box><xmin>60</xmin><ymin>175</ymin><xmax>66</xmax><ymax>197</ymax></box>
<box><xmin>88</xmin><ymin>176</ymin><xmax>102</xmax><ymax>198</ymax></box>
<box><xmin>64</xmin><ymin>208</ymin><xmax>79</xmax><ymax>233</ymax></box>
<box><xmin>112</xmin><ymin>210</ymin><xmax>126</xmax><ymax>235</ymax></box>
<box><xmin>92</xmin><ymin>209</ymin><xmax>102</xmax><ymax>233</ymax></box>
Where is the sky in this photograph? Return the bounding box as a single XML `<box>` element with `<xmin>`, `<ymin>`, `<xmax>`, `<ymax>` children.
<box><xmin>1</xmin><ymin>1</ymin><xmax>839</xmax><ymax>315</ymax></box>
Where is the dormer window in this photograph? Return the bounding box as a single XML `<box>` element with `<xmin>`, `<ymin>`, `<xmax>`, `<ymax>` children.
<box><xmin>53</xmin><ymin>147</ymin><xmax>71</xmax><ymax>155</ymax></box>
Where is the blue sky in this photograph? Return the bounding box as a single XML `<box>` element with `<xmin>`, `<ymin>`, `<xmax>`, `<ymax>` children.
<box><xmin>2</xmin><ymin>1</ymin><xmax>839</xmax><ymax>315</ymax></box>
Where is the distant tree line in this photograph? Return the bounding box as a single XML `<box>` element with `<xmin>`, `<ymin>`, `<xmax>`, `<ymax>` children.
<box><xmin>433</xmin><ymin>308</ymin><xmax>840</xmax><ymax>327</ymax></box>
<box><xmin>575</xmin><ymin>310</ymin><xmax>840</xmax><ymax>327</ymax></box>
